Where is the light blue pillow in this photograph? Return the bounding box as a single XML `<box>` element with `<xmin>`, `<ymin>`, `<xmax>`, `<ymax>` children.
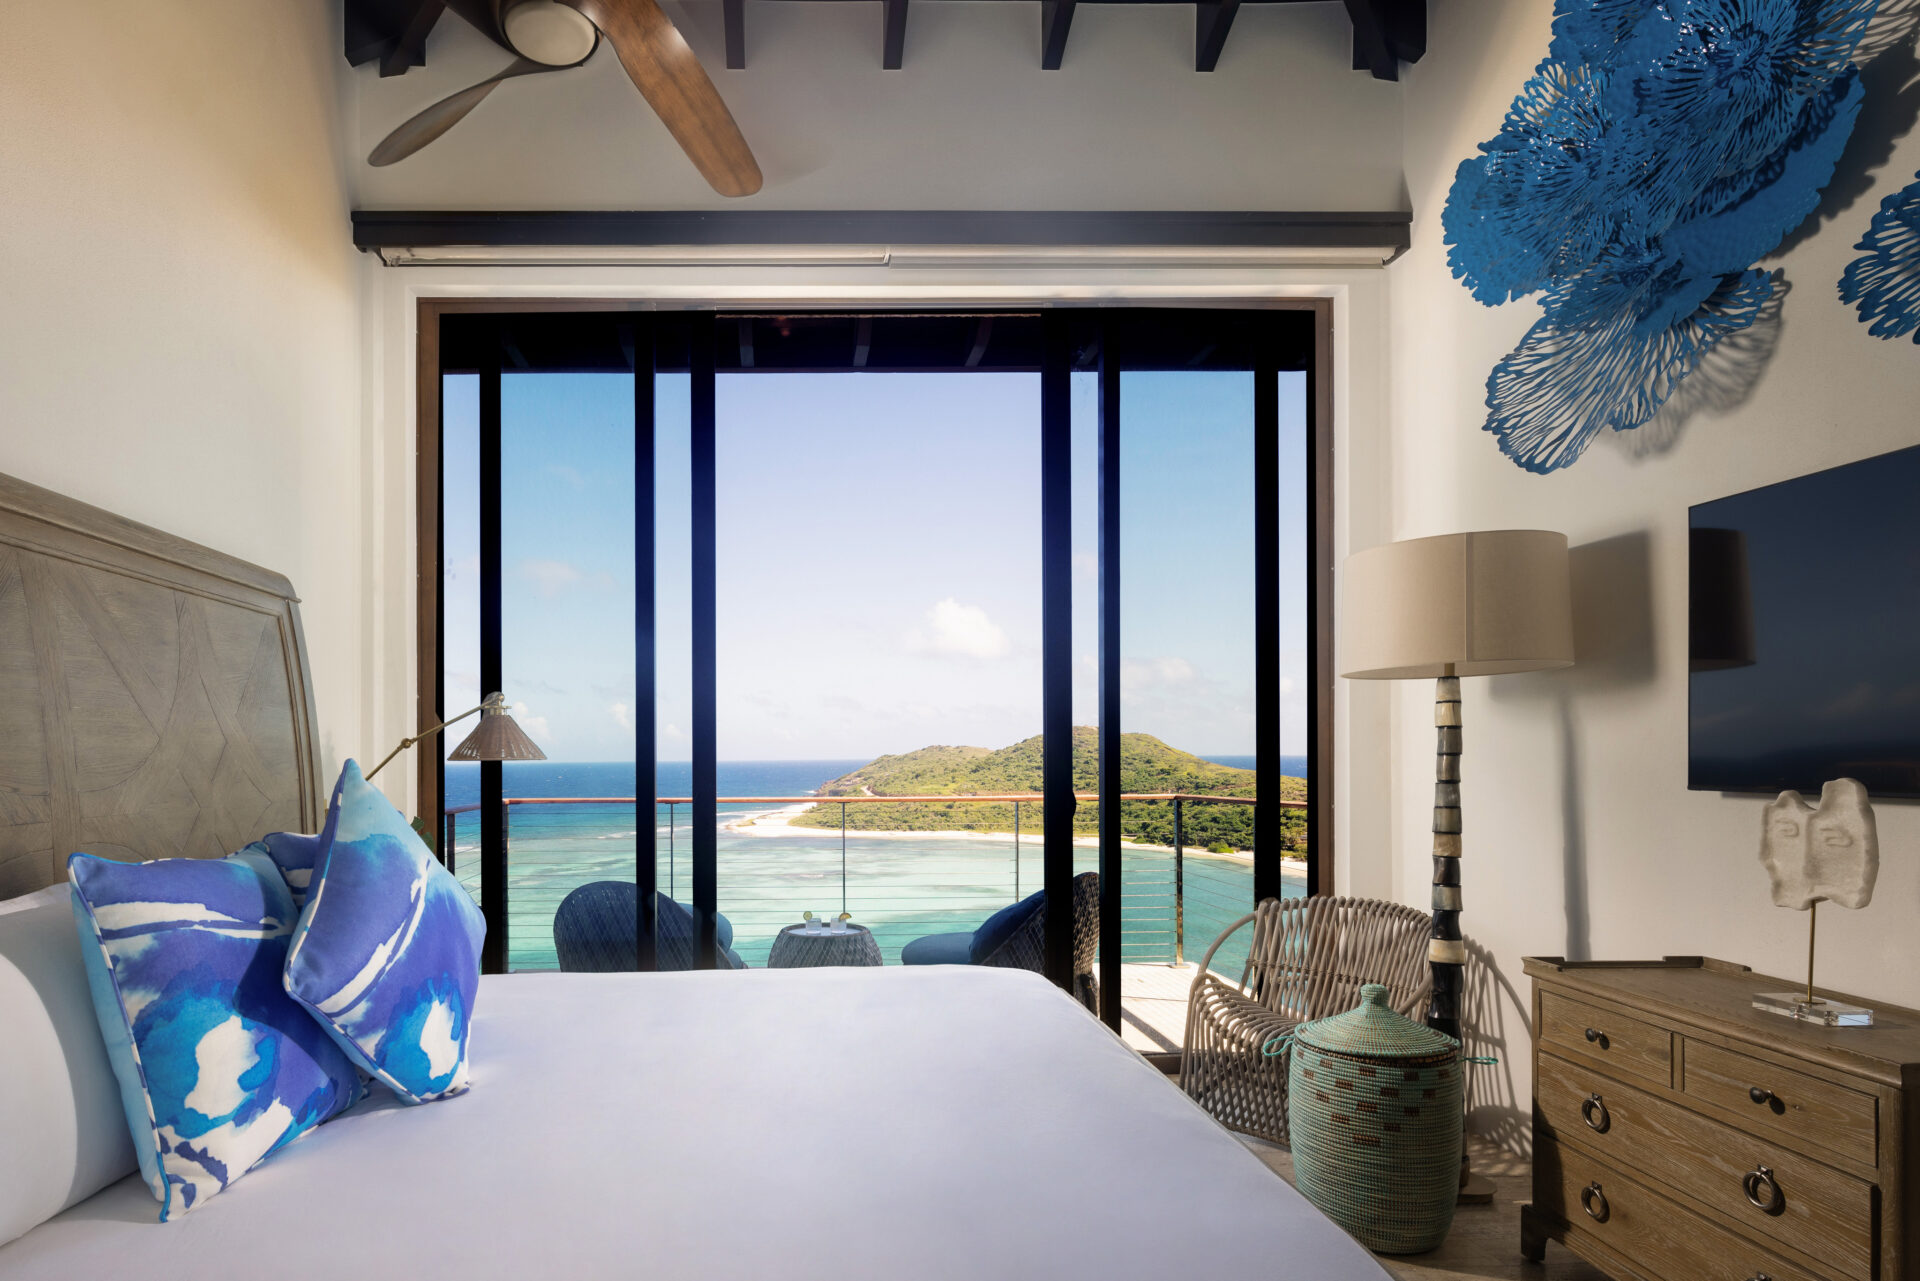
<box><xmin>284</xmin><ymin>760</ymin><xmax>486</xmax><ymax>1104</ymax></box>
<box><xmin>68</xmin><ymin>850</ymin><xmax>364</xmax><ymax>1220</ymax></box>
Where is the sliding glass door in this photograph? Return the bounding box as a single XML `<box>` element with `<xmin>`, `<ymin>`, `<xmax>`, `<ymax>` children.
<box><xmin>428</xmin><ymin>306</ymin><xmax>1327</xmax><ymax>1048</ymax></box>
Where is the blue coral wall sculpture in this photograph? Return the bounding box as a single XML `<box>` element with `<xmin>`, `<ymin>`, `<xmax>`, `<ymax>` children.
<box><xmin>1839</xmin><ymin>171</ymin><xmax>1920</xmax><ymax>341</ymax></box>
<box><xmin>1444</xmin><ymin>0</ymin><xmax>1878</xmax><ymax>473</ymax></box>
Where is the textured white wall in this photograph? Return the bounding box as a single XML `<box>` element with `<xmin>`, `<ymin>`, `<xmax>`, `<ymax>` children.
<box><xmin>348</xmin><ymin>1</ymin><xmax>1405</xmax><ymax>211</ymax></box>
<box><xmin>0</xmin><ymin>1</ymin><xmax>373</xmax><ymax>789</ymax></box>
<box><xmin>1386</xmin><ymin>0</ymin><xmax>1920</xmax><ymax>1151</ymax></box>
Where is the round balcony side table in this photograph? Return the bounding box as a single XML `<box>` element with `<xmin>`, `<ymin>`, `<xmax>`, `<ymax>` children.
<box><xmin>766</xmin><ymin>922</ymin><xmax>883</xmax><ymax>968</ymax></box>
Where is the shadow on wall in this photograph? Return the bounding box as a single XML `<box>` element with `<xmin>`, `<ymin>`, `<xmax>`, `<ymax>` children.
<box><xmin>1602</xmin><ymin>276</ymin><xmax>1790</xmax><ymax>464</ymax></box>
<box><xmin>1461</xmin><ymin>934</ymin><xmax>1530</xmax><ymax>1158</ymax></box>
<box><xmin>1775</xmin><ymin>0</ymin><xmax>1920</xmax><ymax>259</ymax></box>
<box><xmin>1467</xmin><ymin>532</ymin><xmax>1661</xmax><ymax>1154</ymax></box>
<box><xmin>1490</xmin><ymin>531</ymin><xmax>1660</xmax><ymax>964</ymax></box>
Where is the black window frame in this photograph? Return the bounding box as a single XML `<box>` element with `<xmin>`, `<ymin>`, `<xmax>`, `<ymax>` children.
<box><xmin>420</xmin><ymin>302</ymin><xmax>1335</xmax><ymax>1021</ymax></box>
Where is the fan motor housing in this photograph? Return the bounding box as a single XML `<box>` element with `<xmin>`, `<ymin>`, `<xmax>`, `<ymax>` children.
<box><xmin>502</xmin><ymin>0</ymin><xmax>599</xmax><ymax>65</ymax></box>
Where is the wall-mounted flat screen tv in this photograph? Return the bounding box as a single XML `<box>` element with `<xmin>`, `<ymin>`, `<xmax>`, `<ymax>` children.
<box><xmin>1689</xmin><ymin>444</ymin><xmax>1920</xmax><ymax>798</ymax></box>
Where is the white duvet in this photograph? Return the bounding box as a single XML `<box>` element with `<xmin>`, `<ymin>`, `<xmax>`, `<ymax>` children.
<box><xmin>0</xmin><ymin>966</ymin><xmax>1387</xmax><ymax>1280</ymax></box>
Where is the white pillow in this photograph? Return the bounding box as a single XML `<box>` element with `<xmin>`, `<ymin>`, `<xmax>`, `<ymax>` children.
<box><xmin>0</xmin><ymin>897</ymin><xmax>138</xmax><ymax>1247</ymax></box>
<box><xmin>0</xmin><ymin>884</ymin><xmax>67</xmax><ymax>917</ymax></box>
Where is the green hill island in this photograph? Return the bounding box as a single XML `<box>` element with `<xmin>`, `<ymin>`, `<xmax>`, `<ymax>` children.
<box><xmin>786</xmin><ymin>727</ymin><xmax>1305</xmax><ymax>857</ymax></box>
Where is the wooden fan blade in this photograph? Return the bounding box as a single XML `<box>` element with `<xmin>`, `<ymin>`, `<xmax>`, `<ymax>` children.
<box><xmin>562</xmin><ymin>0</ymin><xmax>763</xmax><ymax>197</ymax></box>
<box><xmin>368</xmin><ymin>58</ymin><xmax>556</xmax><ymax>167</ymax></box>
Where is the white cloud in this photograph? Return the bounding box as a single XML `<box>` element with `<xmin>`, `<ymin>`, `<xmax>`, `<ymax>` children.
<box><xmin>610</xmin><ymin>702</ymin><xmax>632</xmax><ymax>730</ymax></box>
<box><xmin>907</xmin><ymin>598</ymin><xmax>1010</xmax><ymax>661</ymax></box>
<box><xmin>1122</xmin><ymin>656</ymin><xmax>1196</xmax><ymax>688</ymax></box>
<box><xmin>520</xmin><ymin>558</ymin><xmax>583</xmax><ymax>598</ymax></box>
<box><xmin>512</xmin><ymin>701</ymin><xmax>552</xmax><ymax>744</ymax></box>
<box><xmin>663</xmin><ymin>723</ymin><xmax>686</xmax><ymax>741</ymax></box>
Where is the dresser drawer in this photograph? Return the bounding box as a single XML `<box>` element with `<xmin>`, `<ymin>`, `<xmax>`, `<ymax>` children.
<box><xmin>1538</xmin><ymin>1052</ymin><xmax>1873</xmax><ymax>1279</ymax></box>
<box><xmin>1541</xmin><ymin>990</ymin><xmax>1673</xmax><ymax>1089</ymax></box>
<box><xmin>1536</xmin><ymin>1138</ymin><xmax>1824</xmax><ymax>1281</ymax></box>
<box><xmin>1683</xmin><ymin>1039</ymin><xmax>1878</xmax><ymax>1168</ymax></box>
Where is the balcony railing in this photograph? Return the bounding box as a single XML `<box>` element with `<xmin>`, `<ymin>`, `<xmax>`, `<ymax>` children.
<box><xmin>443</xmin><ymin>793</ymin><xmax>1307</xmax><ymax>974</ymax></box>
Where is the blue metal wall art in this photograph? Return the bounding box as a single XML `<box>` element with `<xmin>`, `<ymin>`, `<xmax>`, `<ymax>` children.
<box><xmin>1445</xmin><ymin>0</ymin><xmax>1878</xmax><ymax>473</ymax></box>
<box><xmin>1839</xmin><ymin>171</ymin><xmax>1920</xmax><ymax>341</ymax></box>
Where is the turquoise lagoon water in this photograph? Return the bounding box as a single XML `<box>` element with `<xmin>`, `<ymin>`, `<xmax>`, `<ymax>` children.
<box><xmin>445</xmin><ymin>761</ymin><xmax>1305</xmax><ymax>973</ymax></box>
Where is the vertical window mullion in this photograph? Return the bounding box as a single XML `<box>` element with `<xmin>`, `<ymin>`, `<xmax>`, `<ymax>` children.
<box><xmin>1039</xmin><ymin>314</ymin><xmax>1074</xmax><ymax>992</ymax></box>
<box><xmin>1096</xmin><ymin>320</ymin><xmax>1121</xmax><ymax>1033</ymax></box>
<box><xmin>633</xmin><ymin>319</ymin><xmax>659</xmax><ymax>971</ymax></box>
<box><xmin>1254</xmin><ymin>324</ymin><xmax>1283</xmax><ymax>905</ymax></box>
<box><xmin>479</xmin><ymin>322</ymin><xmax>506</xmax><ymax>974</ymax></box>
<box><xmin>691</xmin><ymin>314</ymin><xmax>719</xmax><ymax>970</ymax></box>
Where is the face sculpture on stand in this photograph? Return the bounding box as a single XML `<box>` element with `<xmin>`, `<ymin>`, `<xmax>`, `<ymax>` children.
<box><xmin>1760</xmin><ymin>779</ymin><xmax>1879</xmax><ymax>911</ymax></box>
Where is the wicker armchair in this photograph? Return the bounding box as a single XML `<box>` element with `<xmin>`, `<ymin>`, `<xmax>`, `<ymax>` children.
<box><xmin>979</xmin><ymin>871</ymin><xmax>1101</xmax><ymax>1012</ymax></box>
<box><xmin>902</xmin><ymin>871</ymin><xmax>1100</xmax><ymax>1013</ymax></box>
<box><xmin>1181</xmin><ymin>895</ymin><xmax>1431</xmax><ymax>1145</ymax></box>
<box><xmin>554</xmin><ymin>881</ymin><xmax>748</xmax><ymax>971</ymax></box>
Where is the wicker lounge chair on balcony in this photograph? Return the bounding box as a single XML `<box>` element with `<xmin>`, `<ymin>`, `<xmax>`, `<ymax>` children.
<box><xmin>1181</xmin><ymin>894</ymin><xmax>1431</xmax><ymax>1145</ymax></box>
<box><xmin>900</xmin><ymin>871</ymin><xmax>1100</xmax><ymax>1012</ymax></box>
<box><xmin>554</xmin><ymin>880</ymin><xmax>748</xmax><ymax>971</ymax></box>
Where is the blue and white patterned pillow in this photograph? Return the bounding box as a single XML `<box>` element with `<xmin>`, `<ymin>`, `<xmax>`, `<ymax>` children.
<box><xmin>242</xmin><ymin>831</ymin><xmax>324</xmax><ymax>906</ymax></box>
<box><xmin>284</xmin><ymin>760</ymin><xmax>485</xmax><ymax>1104</ymax></box>
<box><xmin>68</xmin><ymin>850</ymin><xmax>364</xmax><ymax>1220</ymax></box>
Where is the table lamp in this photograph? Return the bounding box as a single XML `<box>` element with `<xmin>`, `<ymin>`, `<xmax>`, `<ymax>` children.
<box><xmin>1341</xmin><ymin>531</ymin><xmax>1574</xmax><ymax>1040</ymax></box>
<box><xmin>365</xmin><ymin>691</ymin><xmax>547</xmax><ymax>781</ymax></box>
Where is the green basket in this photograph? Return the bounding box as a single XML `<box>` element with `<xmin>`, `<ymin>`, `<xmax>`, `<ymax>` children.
<box><xmin>1275</xmin><ymin>983</ymin><xmax>1462</xmax><ymax>1254</ymax></box>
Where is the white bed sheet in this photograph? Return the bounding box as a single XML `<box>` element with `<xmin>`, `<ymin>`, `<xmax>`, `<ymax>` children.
<box><xmin>0</xmin><ymin>966</ymin><xmax>1387</xmax><ymax>1280</ymax></box>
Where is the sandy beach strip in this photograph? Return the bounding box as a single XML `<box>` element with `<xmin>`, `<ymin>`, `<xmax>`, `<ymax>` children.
<box><xmin>719</xmin><ymin>801</ymin><xmax>1305</xmax><ymax>867</ymax></box>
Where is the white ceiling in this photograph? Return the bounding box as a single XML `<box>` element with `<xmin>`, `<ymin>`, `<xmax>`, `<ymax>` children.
<box><xmin>347</xmin><ymin>1</ymin><xmax>1407</xmax><ymax>212</ymax></box>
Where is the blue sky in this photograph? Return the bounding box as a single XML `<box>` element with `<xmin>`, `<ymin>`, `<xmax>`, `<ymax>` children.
<box><xmin>443</xmin><ymin>367</ymin><xmax>1306</xmax><ymax>761</ymax></box>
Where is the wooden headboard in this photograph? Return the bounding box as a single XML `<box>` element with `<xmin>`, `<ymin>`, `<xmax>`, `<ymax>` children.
<box><xmin>0</xmin><ymin>472</ymin><xmax>322</xmax><ymax>897</ymax></box>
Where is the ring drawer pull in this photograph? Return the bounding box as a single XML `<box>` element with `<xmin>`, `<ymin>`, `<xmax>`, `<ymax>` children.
<box><xmin>1581</xmin><ymin>1092</ymin><xmax>1610</xmax><ymax>1133</ymax></box>
<box><xmin>1580</xmin><ymin>1181</ymin><xmax>1610</xmax><ymax>1222</ymax></box>
<box><xmin>1742</xmin><ymin>1164</ymin><xmax>1784</xmax><ymax>1215</ymax></box>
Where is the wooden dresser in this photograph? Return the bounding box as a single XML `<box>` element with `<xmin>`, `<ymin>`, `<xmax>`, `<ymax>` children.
<box><xmin>1521</xmin><ymin>957</ymin><xmax>1920</xmax><ymax>1281</ymax></box>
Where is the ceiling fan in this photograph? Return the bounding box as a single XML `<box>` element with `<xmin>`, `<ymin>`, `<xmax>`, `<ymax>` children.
<box><xmin>369</xmin><ymin>0</ymin><xmax>762</xmax><ymax>197</ymax></box>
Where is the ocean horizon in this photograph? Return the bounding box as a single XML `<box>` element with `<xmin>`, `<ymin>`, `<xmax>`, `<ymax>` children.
<box><xmin>440</xmin><ymin>757</ymin><xmax>1305</xmax><ymax>973</ymax></box>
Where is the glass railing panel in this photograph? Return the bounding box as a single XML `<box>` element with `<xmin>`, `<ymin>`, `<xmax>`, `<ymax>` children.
<box><xmin>442</xmin><ymin>372</ymin><xmax>484</xmax><ymax>913</ymax></box>
<box><xmin>499</xmin><ymin>369</ymin><xmax>637</xmax><ymax>972</ymax></box>
<box><xmin>1112</xmin><ymin>365</ymin><xmax>1265</xmax><ymax>1049</ymax></box>
<box><xmin>715</xmin><ymin>367</ymin><xmax>1041</xmax><ymax>971</ymax></box>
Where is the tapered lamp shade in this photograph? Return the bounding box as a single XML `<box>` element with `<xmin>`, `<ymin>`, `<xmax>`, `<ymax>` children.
<box><xmin>1341</xmin><ymin>530</ymin><xmax>1575</xmax><ymax>680</ymax></box>
<box><xmin>448</xmin><ymin>704</ymin><xmax>548</xmax><ymax>763</ymax></box>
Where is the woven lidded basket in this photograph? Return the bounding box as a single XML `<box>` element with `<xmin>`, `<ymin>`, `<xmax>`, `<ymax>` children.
<box><xmin>1279</xmin><ymin>982</ymin><xmax>1462</xmax><ymax>1254</ymax></box>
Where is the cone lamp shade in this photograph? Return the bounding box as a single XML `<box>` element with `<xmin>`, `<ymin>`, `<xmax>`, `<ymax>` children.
<box><xmin>1338</xmin><ymin>529</ymin><xmax>1573</xmax><ymax>1044</ymax></box>
<box><xmin>449</xmin><ymin>703</ymin><xmax>548</xmax><ymax>763</ymax></box>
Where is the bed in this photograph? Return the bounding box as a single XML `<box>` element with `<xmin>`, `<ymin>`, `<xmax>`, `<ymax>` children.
<box><xmin>0</xmin><ymin>472</ymin><xmax>1388</xmax><ymax>1279</ymax></box>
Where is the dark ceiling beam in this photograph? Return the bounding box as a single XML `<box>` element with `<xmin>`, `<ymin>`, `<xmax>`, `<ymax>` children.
<box><xmin>1343</xmin><ymin>0</ymin><xmax>1398</xmax><ymax>80</ymax></box>
<box><xmin>853</xmin><ymin>318</ymin><xmax>873</xmax><ymax>368</ymax></box>
<box><xmin>738</xmin><ymin>318</ymin><xmax>756</xmax><ymax>368</ymax></box>
<box><xmin>378</xmin><ymin>0</ymin><xmax>446</xmax><ymax>77</ymax></box>
<box><xmin>1040</xmin><ymin>0</ymin><xmax>1076</xmax><ymax>69</ymax></box>
<box><xmin>883</xmin><ymin>0</ymin><xmax>909</xmax><ymax>68</ymax></box>
<box><xmin>1194</xmin><ymin>0</ymin><xmax>1241</xmax><ymax>71</ymax></box>
<box><xmin>354</xmin><ymin>209</ymin><xmax>1413</xmax><ymax>252</ymax></box>
<box><xmin>723</xmin><ymin>0</ymin><xmax>747</xmax><ymax>69</ymax></box>
<box><xmin>1379</xmin><ymin>0</ymin><xmax>1425</xmax><ymax>62</ymax></box>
